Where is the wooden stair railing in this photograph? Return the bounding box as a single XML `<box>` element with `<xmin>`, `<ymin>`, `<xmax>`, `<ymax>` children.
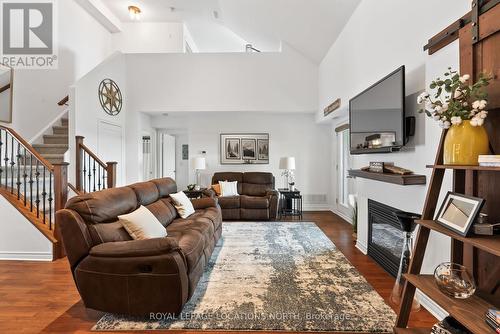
<box><xmin>0</xmin><ymin>125</ymin><xmax>67</xmax><ymax>259</ymax></box>
<box><xmin>75</xmin><ymin>136</ymin><xmax>117</xmax><ymax>193</ymax></box>
<box><xmin>57</xmin><ymin>95</ymin><xmax>69</xmax><ymax>106</ymax></box>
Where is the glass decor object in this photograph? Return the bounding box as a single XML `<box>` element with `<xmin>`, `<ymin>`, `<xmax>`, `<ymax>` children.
<box><xmin>434</xmin><ymin>262</ymin><xmax>476</xmax><ymax>299</ymax></box>
<box><xmin>390</xmin><ymin>211</ymin><xmax>421</xmax><ymax>311</ymax></box>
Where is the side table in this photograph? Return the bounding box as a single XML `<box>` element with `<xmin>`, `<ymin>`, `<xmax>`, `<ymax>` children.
<box><xmin>183</xmin><ymin>188</ymin><xmax>207</xmax><ymax>199</ymax></box>
<box><xmin>278</xmin><ymin>188</ymin><xmax>303</xmax><ymax>219</ymax></box>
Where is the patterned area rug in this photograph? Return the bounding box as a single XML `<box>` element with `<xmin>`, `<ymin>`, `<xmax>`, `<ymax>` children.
<box><xmin>93</xmin><ymin>222</ymin><xmax>396</xmax><ymax>332</ymax></box>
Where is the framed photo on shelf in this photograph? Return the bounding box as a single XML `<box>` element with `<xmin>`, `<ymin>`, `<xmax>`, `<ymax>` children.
<box><xmin>220</xmin><ymin>133</ymin><xmax>269</xmax><ymax>165</ymax></box>
<box><xmin>435</xmin><ymin>192</ymin><xmax>485</xmax><ymax>237</ymax></box>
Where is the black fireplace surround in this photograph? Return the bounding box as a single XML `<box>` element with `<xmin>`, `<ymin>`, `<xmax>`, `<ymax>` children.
<box><xmin>368</xmin><ymin>199</ymin><xmax>405</xmax><ymax>277</ymax></box>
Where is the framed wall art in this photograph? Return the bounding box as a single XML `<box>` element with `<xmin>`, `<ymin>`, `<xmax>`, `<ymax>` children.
<box><xmin>435</xmin><ymin>191</ymin><xmax>485</xmax><ymax>237</ymax></box>
<box><xmin>220</xmin><ymin>133</ymin><xmax>269</xmax><ymax>164</ymax></box>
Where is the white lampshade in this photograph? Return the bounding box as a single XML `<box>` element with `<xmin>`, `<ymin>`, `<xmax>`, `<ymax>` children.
<box><xmin>192</xmin><ymin>157</ymin><xmax>206</xmax><ymax>170</ymax></box>
<box><xmin>279</xmin><ymin>157</ymin><xmax>296</xmax><ymax>170</ymax></box>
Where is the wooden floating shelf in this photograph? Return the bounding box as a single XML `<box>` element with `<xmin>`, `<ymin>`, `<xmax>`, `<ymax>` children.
<box><xmin>348</xmin><ymin>170</ymin><xmax>426</xmax><ymax>186</ymax></box>
<box><xmin>404</xmin><ymin>274</ymin><xmax>494</xmax><ymax>334</ymax></box>
<box><xmin>416</xmin><ymin>220</ymin><xmax>500</xmax><ymax>256</ymax></box>
<box><xmin>427</xmin><ymin>164</ymin><xmax>500</xmax><ymax>171</ymax></box>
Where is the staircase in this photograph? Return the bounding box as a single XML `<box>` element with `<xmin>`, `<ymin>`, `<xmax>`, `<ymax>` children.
<box><xmin>32</xmin><ymin>117</ymin><xmax>69</xmax><ymax>164</ymax></box>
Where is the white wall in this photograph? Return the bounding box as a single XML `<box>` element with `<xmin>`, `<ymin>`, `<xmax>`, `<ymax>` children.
<box><xmin>113</xmin><ymin>22</ymin><xmax>185</xmax><ymax>53</ymax></box>
<box><xmin>0</xmin><ymin>196</ymin><xmax>53</xmax><ymax>260</ymax></box>
<box><xmin>125</xmin><ymin>45</ymin><xmax>317</xmax><ymax>113</ymax></box>
<box><xmin>1</xmin><ymin>0</ymin><xmax>114</xmax><ymax>141</ymax></box>
<box><xmin>151</xmin><ymin>112</ymin><xmax>331</xmax><ymax>210</ymax></box>
<box><xmin>319</xmin><ymin>0</ymin><xmax>470</xmax><ymax>318</ymax></box>
<box><xmin>70</xmin><ymin>52</ymin><xmax>127</xmax><ymax>186</ymax></box>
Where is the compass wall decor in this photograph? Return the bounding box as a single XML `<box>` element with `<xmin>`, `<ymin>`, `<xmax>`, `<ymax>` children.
<box><xmin>98</xmin><ymin>78</ymin><xmax>122</xmax><ymax>116</ymax></box>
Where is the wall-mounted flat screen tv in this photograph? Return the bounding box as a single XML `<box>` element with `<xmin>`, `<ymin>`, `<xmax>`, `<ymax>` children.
<box><xmin>349</xmin><ymin>66</ymin><xmax>405</xmax><ymax>154</ymax></box>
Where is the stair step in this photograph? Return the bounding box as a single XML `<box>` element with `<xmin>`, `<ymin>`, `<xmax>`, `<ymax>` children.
<box><xmin>32</xmin><ymin>144</ymin><xmax>68</xmax><ymax>155</ymax></box>
<box><xmin>52</xmin><ymin>126</ymin><xmax>68</xmax><ymax>135</ymax></box>
<box><xmin>60</xmin><ymin>118</ymin><xmax>68</xmax><ymax>126</ymax></box>
<box><xmin>43</xmin><ymin>134</ymin><xmax>68</xmax><ymax>144</ymax></box>
<box><xmin>41</xmin><ymin>154</ymin><xmax>65</xmax><ymax>164</ymax></box>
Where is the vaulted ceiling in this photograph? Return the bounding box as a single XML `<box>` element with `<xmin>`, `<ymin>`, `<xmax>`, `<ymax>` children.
<box><xmin>101</xmin><ymin>0</ymin><xmax>361</xmax><ymax>63</ymax></box>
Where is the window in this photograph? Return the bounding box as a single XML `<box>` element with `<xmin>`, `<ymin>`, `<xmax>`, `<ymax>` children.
<box><xmin>337</xmin><ymin>127</ymin><xmax>350</xmax><ymax>207</ymax></box>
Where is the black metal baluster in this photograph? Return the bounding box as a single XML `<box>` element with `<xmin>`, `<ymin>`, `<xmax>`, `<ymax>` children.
<box><xmin>16</xmin><ymin>142</ymin><xmax>21</xmax><ymax>199</ymax></box>
<box><xmin>48</xmin><ymin>172</ymin><xmax>53</xmax><ymax>230</ymax></box>
<box><xmin>97</xmin><ymin>164</ymin><xmax>101</xmax><ymax>190</ymax></box>
<box><xmin>103</xmin><ymin>167</ymin><xmax>106</xmax><ymax>190</ymax></box>
<box><xmin>29</xmin><ymin>154</ymin><xmax>33</xmax><ymax>212</ymax></box>
<box><xmin>93</xmin><ymin>159</ymin><xmax>96</xmax><ymax>192</ymax></box>
<box><xmin>23</xmin><ymin>148</ymin><xmax>27</xmax><ymax>206</ymax></box>
<box><xmin>10</xmin><ymin>134</ymin><xmax>14</xmax><ymax>193</ymax></box>
<box><xmin>82</xmin><ymin>151</ymin><xmax>86</xmax><ymax>193</ymax></box>
<box><xmin>42</xmin><ymin>167</ymin><xmax>46</xmax><ymax>224</ymax></box>
<box><xmin>5</xmin><ymin>132</ymin><xmax>10</xmax><ymax>189</ymax></box>
<box><xmin>87</xmin><ymin>153</ymin><xmax>91</xmax><ymax>193</ymax></box>
<box><xmin>35</xmin><ymin>161</ymin><xmax>40</xmax><ymax>218</ymax></box>
<box><xmin>0</xmin><ymin>129</ymin><xmax>3</xmax><ymax>187</ymax></box>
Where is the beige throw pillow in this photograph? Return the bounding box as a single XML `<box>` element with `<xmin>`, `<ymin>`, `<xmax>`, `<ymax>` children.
<box><xmin>219</xmin><ymin>181</ymin><xmax>239</xmax><ymax>197</ymax></box>
<box><xmin>170</xmin><ymin>191</ymin><xmax>195</xmax><ymax>218</ymax></box>
<box><xmin>119</xmin><ymin>205</ymin><xmax>167</xmax><ymax>240</ymax></box>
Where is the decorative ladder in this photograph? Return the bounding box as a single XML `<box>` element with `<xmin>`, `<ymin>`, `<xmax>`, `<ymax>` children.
<box><xmin>75</xmin><ymin>136</ymin><xmax>117</xmax><ymax>193</ymax></box>
<box><xmin>0</xmin><ymin>125</ymin><xmax>67</xmax><ymax>259</ymax></box>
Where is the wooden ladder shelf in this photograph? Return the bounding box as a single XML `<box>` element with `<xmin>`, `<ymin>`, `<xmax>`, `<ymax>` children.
<box><xmin>395</xmin><ymin>2</ymin><xmax>500</xmax><ymax>332</ymax></box>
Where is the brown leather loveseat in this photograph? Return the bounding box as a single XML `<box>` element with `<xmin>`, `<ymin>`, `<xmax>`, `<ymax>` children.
<box><xmin>205</xmin><ymin>172</ymin><xmax>278</xmax><ymax>221</ymax></box>
<box><xmin>56</xmin><ymin>178</ymin><xmax>222</xmax><ymax>316</ymax></box>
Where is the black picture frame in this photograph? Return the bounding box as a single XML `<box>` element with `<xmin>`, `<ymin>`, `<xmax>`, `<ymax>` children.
<box><xmin>435</xmin><ymin>191</ymin><xmax>485</xmax><ymax>237</ymax></box>
<box><xmin>225</xmin><ymin>138</ymin><xmax>241</xmax><ymax>160</ymax></box>
<box><xmin>257</xmin><ymin>139</ymin><xmax>269</xmax><ymax>160</ymax></box>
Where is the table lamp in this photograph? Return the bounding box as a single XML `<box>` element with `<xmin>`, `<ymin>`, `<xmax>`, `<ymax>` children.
<box><xmin>279</xmin><ymin>157</ymin><xmax>296</xmax><ymax>190</ymax></box>
<box><xmin>192</xmin><ymin>157</ymin><xmax>206</xmax><ymax>189</ymax></box>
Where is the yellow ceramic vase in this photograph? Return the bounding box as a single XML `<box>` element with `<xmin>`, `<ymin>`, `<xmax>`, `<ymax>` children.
<box><xmin>443</xmin><ymin>120</ymin><xmax>489</xmax><ymax>165</ymax></box>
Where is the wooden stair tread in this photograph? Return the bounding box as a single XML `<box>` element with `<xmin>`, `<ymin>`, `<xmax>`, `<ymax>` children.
<box><xmin>404</xmin><ymin>274</ymin><xmax>493</xmax><ymax>334</ymax></box>
<box><xmin>416</xmin><ymin>220</ymin><xmax>500</xmax><ymax>256</ymax></box>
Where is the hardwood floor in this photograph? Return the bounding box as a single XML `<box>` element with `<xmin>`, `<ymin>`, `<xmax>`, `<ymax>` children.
<box><xmin>0</xmin><ymin>212</ymin><xmax>436</xmax><ymax>333</ymax></box>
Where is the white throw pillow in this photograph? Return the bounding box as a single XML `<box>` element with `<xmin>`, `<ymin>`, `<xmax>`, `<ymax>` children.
<box><xmin>219</xmin><ymin>181</ymin><xmax>239</xmax><ymax>197</ymax></box>
<box><xmin>170</xmin><ymin>191</ymin><xmax>195</xmax><ymax>219</ymax></box>
<box><xmin>119</xmin><ymin>205</ymin><xmax>167</xmax><ymax>240</ymax></box>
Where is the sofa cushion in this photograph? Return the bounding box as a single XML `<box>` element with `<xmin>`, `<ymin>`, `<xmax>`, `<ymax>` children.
<box><xmin>87</xmin><ymin>221</ymin><xmax>133</xmax><ymax>244</ymax></box>
<box><xmin>65</xmin><ymin>186</ymin><xmax>138</xmax><ymax>224</ymax></box>
<box><xmin>242</xmin><ymin>172</ymin><xmax>274</xmax><ymax>184</ymax></box>
<box><xmin>170</xmin><ymin>191</ymin><xmax>195</xmax><ymax>218</ymax></box>
<box><xmin>146</xmin><ymin>199</ymin><xmax>177</xmax><ymax>227</ymax></box>
<box><xmin>241</xmin><ymin>195</ymin><xmax>269</xmax><ymax>209</ymax></box>
<box><xmin>219</xmin><ymin>181</ymin><xmax>239</xmax><ymax>197</ymax></box>
<box><xmin>129</xmin><ymin>182</ymin><xmax>160</xmax><ymax>206</ymax></box>
<box><xmin>167</xmin><ymin>227</ymin><xmax>205</xmax><ymax>274</ymax></box>
<box><xmin>218</xmin><ymin>196</ymin><xmax>240</xmax><ymax>209</ymax></box>
<box><xmin>151</xmin><ymin>178</ymin><xmax>177</xmax><ymax>197</ymax></box>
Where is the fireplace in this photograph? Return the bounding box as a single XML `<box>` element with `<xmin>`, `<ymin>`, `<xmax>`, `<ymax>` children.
<box><xmin>368</xmin><ymin>199</ymin><xmax>404</xmax><ymax>277</ymax></box>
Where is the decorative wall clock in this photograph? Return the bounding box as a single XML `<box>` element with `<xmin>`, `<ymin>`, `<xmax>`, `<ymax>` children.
<box><xmin>98</xmin><ymin>78</ymin><xmax>122</xmax><ymax>116</ymax></box>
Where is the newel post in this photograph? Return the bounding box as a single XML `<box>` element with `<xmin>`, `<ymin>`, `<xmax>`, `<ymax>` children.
<box><xmin>106</xmin><ymin>162</ymin><xmax>117</xmax><ymax>188</ymax></box>
<box><xmin>52</xmin><ymin>162</ymin><xmax>69</xmax><ymax>213</ymax></box>
<box><xmin>75</xmin><ymin>136</ymin><xmax>84</xmax><ymax>191</ymax></box>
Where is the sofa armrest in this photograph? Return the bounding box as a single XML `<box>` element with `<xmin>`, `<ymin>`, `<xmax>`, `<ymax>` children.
<box><xmin>266</xmin><ymin>190</ymin><xmax>279</xmax><ymax>220</ymax></box>
<box><xmin>191</xmin><ymin>197</ymin><xmax>218</xmax><ymax>210</ymax></box>
<box><xmin>90</xmin><ymin>237</ymin><xmax>179</xmax><ymax>258</ymax></box>
<box><xmin>202</xmin><ymin>188</ymin><xmax>216</xmax><ymax>198</ymax></box>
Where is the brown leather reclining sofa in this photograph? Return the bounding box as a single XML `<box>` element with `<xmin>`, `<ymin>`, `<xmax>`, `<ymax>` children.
<box><xmin>204</xmin><ymin>172</ymin><xmax>278</xmax><ymax>220</ymax></box>
<box><xmin>56</xmin><ymin>178</ymin><xmax>222</xmax><ymax>316</ymax></box>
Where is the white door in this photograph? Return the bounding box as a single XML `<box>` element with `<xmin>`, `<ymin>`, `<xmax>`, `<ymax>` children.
<box><xmin>162</xmin><ymin>134</ymin><xmax>176</xmax><ymax>179</ymax></box>
<box><xmin>336</xmin><ymin>127</ymin><xmax>352</xmax><ymax>218</ymax></box>
<box><xmin>98</xmin><ymin>121</ymin><xmax>124</xmax><ymax>186</ymax></box>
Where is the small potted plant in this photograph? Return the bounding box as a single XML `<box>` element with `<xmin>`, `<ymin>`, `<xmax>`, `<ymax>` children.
<box><xmin>417</xmin><ymin>68</ymin><xmax>492</xmax><ymax>165</ymax></box>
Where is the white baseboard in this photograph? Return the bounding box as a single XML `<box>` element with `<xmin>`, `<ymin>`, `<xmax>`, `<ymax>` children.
<box><xmin>416</xmin><ymin>289</ymin><xmax>448</xmax><ymax>320</ymax></box>
<box><xmin>355</xmin><ymin>240</ymin><xmax>368</xmax><ymax>254</ymax></box>
<box><xmin>302</xmin><ymin>204</ymin><xmax>332</xmax><ymax>211</ymax></box>
<box><xmin>330</xmin><ymin>208</ymin><xmax>353</xmax><ymax>224</ymax></box>
<box><xmin>0</xmin><ymin>251</ymin><xmax>52</xmax><ymax>261</ymax></box>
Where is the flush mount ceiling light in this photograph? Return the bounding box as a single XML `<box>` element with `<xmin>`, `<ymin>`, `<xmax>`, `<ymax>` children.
<box><xmin>128</xmin><ymin>5</ymin><xmax>141</xmax><ymax>20</ymax></box>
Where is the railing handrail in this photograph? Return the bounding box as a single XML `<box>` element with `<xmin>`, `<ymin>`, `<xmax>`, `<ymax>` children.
<box><xmin>0</xmin><ymin>83</ymin><xmax>10</xmax><ymax>94</ymax></box>
<box><xmin>68</xmin><ymin>182</ymin><xmax>83</xmax><ymax>196</ymax></box>
<box><xmin>80</xmin><ymin>142</ymin><xmax>108</xmax><ymax>168</ymax></box>
<box><xmin>0</xmin><ymin>125</ymin><xmax>54</xmax><ymax>171</ymax></box>
<box><xmin>57</xmin><ymin>95</ymin><xmax>69</xmax><ymax>106</ymax></box>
